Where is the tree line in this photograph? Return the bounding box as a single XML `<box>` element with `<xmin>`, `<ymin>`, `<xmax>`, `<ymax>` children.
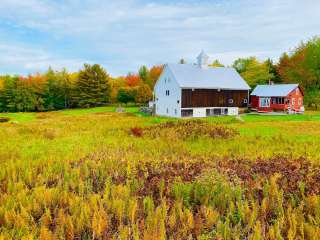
<box><xmin>0</xmin><ymin>64</ymin><xmax>162</xmax><ymax>112</ymax></box>
<box><xmin>0</xmin><ymin>36</ymin><xmax>319</xmax><ymax>112</ymax></box>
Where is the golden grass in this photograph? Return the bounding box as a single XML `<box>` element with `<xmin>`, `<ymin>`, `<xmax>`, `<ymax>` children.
<box><xmin>0</xmin><ymin>110</ymin><xmax>320</xmax><ymax>239</ymax></box>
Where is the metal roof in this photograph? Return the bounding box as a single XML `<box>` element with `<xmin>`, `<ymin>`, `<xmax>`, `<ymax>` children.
<box><xmin>167</xmin><ymin>64</ymin><xmax>250</xmax><ymax>90</ymax></box>
<box><xmin>251</xmin><ymin>84</ymin><xmax>299</xmax><ymax>97</ymax></box>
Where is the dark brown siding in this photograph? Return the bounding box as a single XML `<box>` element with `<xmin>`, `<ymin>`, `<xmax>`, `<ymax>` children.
<box><xmin>182</xmin><ymin>89</ymin><xmax>248</xmax><ymax>108</ymax></box>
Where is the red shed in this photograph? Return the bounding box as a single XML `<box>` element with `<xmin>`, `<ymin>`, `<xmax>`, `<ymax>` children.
<box><xmin>250</xmin><ymin>84</ymin><xmax>304</xmax><ymax>113</ymax></box>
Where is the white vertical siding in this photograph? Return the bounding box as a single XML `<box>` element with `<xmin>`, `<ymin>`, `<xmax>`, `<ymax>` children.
<box><xmin>154</xmin><ymin>66</ymin><xmax>181</xmax><ymax>117</ymax></box>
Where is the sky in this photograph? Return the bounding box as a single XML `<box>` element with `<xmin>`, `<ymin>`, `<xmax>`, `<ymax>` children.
<box><xmin>0</xmin><ymin>0</ymin><xmax>319</xmax><ymax>76</ymax></box>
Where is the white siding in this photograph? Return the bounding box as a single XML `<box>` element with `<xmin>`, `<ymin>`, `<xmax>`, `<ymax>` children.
<box><xmin>154</xmin><ymin>66</ymin><xmax>181</xmax><ymax>117</ymax></box>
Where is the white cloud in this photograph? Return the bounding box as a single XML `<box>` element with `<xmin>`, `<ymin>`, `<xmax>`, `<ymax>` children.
<box><xmin>0</xmin><ymin>0</ymin><xmax>319</xmax><ymax>75</ymax></box>
<box><xmin>0</xmin><ymin>43</ymin><xmax>87</xmax><ymax>75</ymax></box>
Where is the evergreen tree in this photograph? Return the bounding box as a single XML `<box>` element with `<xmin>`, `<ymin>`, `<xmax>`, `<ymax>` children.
<box><xmin>139</xmin><ymin>66</ymin><xmax>152</xmax><ymax>86</ymax></box>
<box><xmin>265</xmin><ymin>58</ymin><xmax>281</xmax><ymax>83</ymax></box>
<box><xmin>75</xmin><ymin>64</ymin><xmax>110</xmax><ymax>107</ymax></box>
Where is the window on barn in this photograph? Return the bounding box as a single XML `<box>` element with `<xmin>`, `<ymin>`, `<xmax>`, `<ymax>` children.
<box><xmin>228</xmin><ymin>99</ymin><xmax>234</xmax><ymax>104</ymax></box>
<box><xmin>243</xmin><ymin>99</ymin><xmax>248</xmax><ymax>104</ymax></box>
<box><xmin>292</xmin><ymin>98</ymin><xmax>295</xmax><ymax>106</ymax></box>
<box><xmin>259</xmin><ymin>97</ymin><xmax>270</xmax><ymax>107</ymax></box>
<box><xmin>181</xmin><ymin>109</ymin><xmax>193</xmax><ymax>117</ymax></box>
<box><xmin>177</xmin><ymin>100</ymin><xmax>180</xmax><ymax>104</ymax></box>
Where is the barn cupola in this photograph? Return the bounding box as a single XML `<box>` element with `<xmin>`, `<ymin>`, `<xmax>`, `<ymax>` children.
<box><xmin>197</xmin><ymin>50</ymin><xmax>209</xmax><ymax>69</ymax></box>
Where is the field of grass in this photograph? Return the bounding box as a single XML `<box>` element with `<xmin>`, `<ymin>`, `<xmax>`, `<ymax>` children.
<box><xmin>1</xmin><ymin>108</ymin><xmax>320</xmax><ymax>239</ymax></box>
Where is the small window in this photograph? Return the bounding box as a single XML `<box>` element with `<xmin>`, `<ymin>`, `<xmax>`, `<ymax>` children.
<box><xmin>260</xmin><ymin>97</ymin><xmax>270</xmax><ymax>107</ymax></box>
<box><xmin>243</xmin><ymin>99</ymin><xmax>248</xmax><ymax>104</ymax></box>
<box><xmin>166</xmin><ymin>108</ymin><xmax>169</xmax><ymax>114</ymax></box>
<box><xmin>228</xmin><ymin>99</ymin><xmax>234</xmax><ymax>104</ymax></box>
<box><xmin>177</xmin><ymin>100</ymin><xmax>180</xmax><ymax>104</ymax></box>
<box><xmin>292</xmin><ymin>98</ymin><xmax>295</xmax><ymax>106</ymax></box>
<box><xmin>167</xmin><ymin>90</ymin><xmax>170</xmax><ymax>96</ymax></box>
<box><xmin>174</xmin><ymin>109</ymin><xmax>177</xmax><ymax>115</ymax></box>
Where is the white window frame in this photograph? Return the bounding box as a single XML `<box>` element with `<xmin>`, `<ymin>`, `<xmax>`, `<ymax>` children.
<box><xmin>259</xmin><ymin>97</ymin><xmax>270</xmax><ymax>107</ymax></box>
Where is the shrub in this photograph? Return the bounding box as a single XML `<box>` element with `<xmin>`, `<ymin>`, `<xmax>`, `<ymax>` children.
<box><xmin>0</xmin><ymin>117</ymin><xmax>10</xmax><ymax>123</ymax></box>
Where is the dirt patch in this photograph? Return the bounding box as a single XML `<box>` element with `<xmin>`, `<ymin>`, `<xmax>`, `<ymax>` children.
<box><xmin>130</xmin><ymin>120</ymin><xmax>239</xmax><ymax>140</ymax></box>
<box><xmin>216</xmin><ymin>156</ymin><xmax>320</xmax><ymax>195</ymax></box>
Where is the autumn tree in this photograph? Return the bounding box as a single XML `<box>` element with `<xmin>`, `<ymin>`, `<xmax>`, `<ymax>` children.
<box><xmin>109</xmin><ymin>77</ymin><xmax>126</xmax><ymax>103</ymax></box>
<box><xmin>277</xmin><ymin>37</ymin><xmax>320</xmax><ymax>107</ymax></box>
<box><xmin>233</xmin><ymin>57</ymin><xmax>273</xmax><ymax>88</ymax></box>
<box><xmin>149</xmin><ymin>65</ymin><xmax>163</xmax><ymax>89</ymax></box>
<box><xmin>135</xmin><ymin>84</ymin><xmax>153</xmax><ymax>104</ymax></box>
<box><xmin>125</xmin><ymin>74</ymin><xmax>141</xmax><ymax>87</ymax></box>
<box><xmin>75</xmin><ymin>64</ymin><xmax>111</xmax><ymax>107</ymax></box>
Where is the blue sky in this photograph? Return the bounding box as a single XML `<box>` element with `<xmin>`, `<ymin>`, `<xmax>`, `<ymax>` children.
<box><xmin>0</xmin><ymin>0</ymin><xmax>319</xmax><ymax>76</ymax></box>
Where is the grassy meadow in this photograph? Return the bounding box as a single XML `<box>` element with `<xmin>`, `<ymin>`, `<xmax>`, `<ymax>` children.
<box><xmin>1</xmin><ymin>108</ymin><xmax>320</xmax><ymax>239</ymax></box>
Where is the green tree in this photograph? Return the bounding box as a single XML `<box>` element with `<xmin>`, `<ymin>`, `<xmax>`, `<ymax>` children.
<box><xmin>233</xmin><ymin>57</ymin><xmax>273</xmax><ymax>88</ymax></box>
<box><xmin>265</xmin><ymin>58</ymin><xmax>281</xmax><ymax>83</ymax></box>
<box><xmin>277</xmin><ymin>37</ymin><xmax>320</xmax><ymax>107</ymax></box>
<box><xmin>117</xmin><ymin>88</ymin><xmax>136</xmax><ymax>105</ymax></box>
<box><xmin>75</xmin><ymin>64</ymin><xmax>110</xmax><ymax>107</ymax></box>
<box><xmin>0</xmin><ymin>76</ymin><xmax>18</xmax><ymax>112</ymax></box>
<box><xmin>44</xmin><ymin>68</ymin><xmax>72</xmax><ymax>110</ymax></box>
<box><xmin>139</xmin><ymin>66</ymin><xmax>151</xmax><ymax>86</ymax></box>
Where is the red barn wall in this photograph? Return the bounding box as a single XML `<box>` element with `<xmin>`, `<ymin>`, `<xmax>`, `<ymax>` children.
<box><xmin>287</xmin><ymin>87</ymin><xmax>304</xmax><ymax>111</ymax></box>
<box><xmin>250</xmin><ymin>86</ymin><xmax>304</xmax><ymax>112</ymax></box>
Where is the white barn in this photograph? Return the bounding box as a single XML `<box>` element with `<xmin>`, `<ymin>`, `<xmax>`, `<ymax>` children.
<box><xmin>153</xmin><ymin>51</ymin><xmax>251</xmax><ymax>118</ymax></box>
